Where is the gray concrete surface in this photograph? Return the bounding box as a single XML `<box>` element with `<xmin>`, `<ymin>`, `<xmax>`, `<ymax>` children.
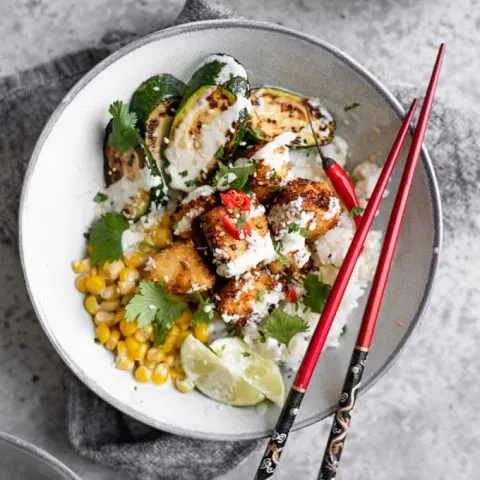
<box><xmin>1</xmin><ymin>1</ymin><xmax>479</xmax><ymax>479</ymax></box>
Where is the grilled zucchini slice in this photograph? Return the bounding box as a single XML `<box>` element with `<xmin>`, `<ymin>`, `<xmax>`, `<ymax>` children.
<box><xmin>164</xmin><ymin>85</ymin><xmax>238</xmax><ymax>192</ymax></box>
<box><xmin>248</xmin><ymin>87</ymin><xmax>335</xmax><ymax>147</ymax></box>
<box><xmin>130</xmin><ymin>74</ymin><xmax>185</xmax><ymax>136</ymax></box>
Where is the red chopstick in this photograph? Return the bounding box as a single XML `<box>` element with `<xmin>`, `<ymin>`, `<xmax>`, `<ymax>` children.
<box><xmin>318</xmin><ymin>43</ymin><xmax>445</xmax><ymax>480</ymax></box>
<box><xmin>253</xmin><ymin>98</ymin><xmax>418</xmax><ymax>480</ymax></box>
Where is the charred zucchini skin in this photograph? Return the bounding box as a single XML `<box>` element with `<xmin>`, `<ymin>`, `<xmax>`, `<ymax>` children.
<box><xmin>177</xmin><ymin>55</ymin><xmax>250</xmax><ymax>157</ymax></box>
<box><xmin>130</xmin><ymin>74</ymin><xmax>185</xmax><ymax>136</ymax></box>
<box><xmin>247</xmin><ymin>87</ymin><xmax>336</xmax><ymax>147</ymax></box>
<box><xmin>145</xmin><ymin>97</ymin><xmax>180</xmax><ymax>164</ymax></box>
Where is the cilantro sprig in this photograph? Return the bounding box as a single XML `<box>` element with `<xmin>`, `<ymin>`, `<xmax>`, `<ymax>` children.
<box><xmin>107</xmin><ymin>101</ymin><xmax>162</xmax><ymax>178</ymax></box>
<box><xmin>192</xmin><ymin>292</ymin><xmax>215</xmax><ymax>325</ymax></box>
<box><xmin>213</xmin><ymin>161</ymin><xmax>256</xmax><ymax>191</ymax></box>
<box><xmin>262</xmin><ymin>308</ymin><xmax>309</xmax><ymax>346</ymax></box>
<box><xmin>287</xmin><ymin>223</ymin><xmax>309</xmax><ymax>238</ymax></box>
<box><xmin>93</xmin><ymin>192</ymin><xmax>108</xmax><ymax>203</ymax></box>
<box><xmin>349</xmin><ymin>206</ymin><xmax>365</xmax><ymax>218</ymax></box>
<box><xmin>303</xmin><ymin>273</ymin><xmax>332</xmax><ymax>314</ymax></box>
<box><xmin>88</xmin><ymin>213</ymin><xmax>129</xmax><ymax>265</ymax></box>
<box><xmin>125</xmin><ymin>281</ymin><xmax>187</xmax><ymax>345</ymax></box>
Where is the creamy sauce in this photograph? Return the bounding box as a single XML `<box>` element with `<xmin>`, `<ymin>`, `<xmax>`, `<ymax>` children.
<box><xmin>104</xmin><ymin>167</ymin><xmax>162</xmax><ymax>213</ymax></box>
<box><xmin>181</xmin><ymin>185</ymin><xmax>215</xmax><ymax>204</ymax></box>
<box><xmin>173</xmin><ymin>206</ymin><xmax>205</xmax><ymax>235</ymax></box>
<box><xmin>250</xmin><ymin>132</ymin><xmax>295</xmax><ymax>170</ymax></box>
<box><xmin>198</xmin><ymin>54</ymin><xmax>248</xmax><ymax>85</ymax></box>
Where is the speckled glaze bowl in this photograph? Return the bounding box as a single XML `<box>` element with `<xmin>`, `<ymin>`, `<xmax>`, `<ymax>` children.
<box><xmin>19</xmin><ymin>20</ymin><xmax>441</xmax><ymax>440</ymax></box>
<box><xmin>0</xmin><ymin>432</ymin><xmax>80</xmax><ymax>480</ymax></box>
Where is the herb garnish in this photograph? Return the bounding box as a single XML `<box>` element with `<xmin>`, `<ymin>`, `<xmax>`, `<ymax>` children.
<box><xmin>93</xmin><ymin>192</ymin><xmax>108</xmax><ymax>203</ymax></box>
<box><xmin>179</xmin><ymin>170</ymin><xmax>188</xmax><ymax>178</ymax></box>
<box><xmin>303</xmin><ymin>273</ymin><xmax>332</xmax><ymax>313</ymax></box>
<box><xmin>256</xmin><ymin>290</ymin><xmax>266</xmax><ymax>302</ymax></box>
<box><xmin>192</xmin><ymin>292</ymin><xmax>215</xmax><ymax>325</ymax></box>
<box><xmin>236</xmin><ymin>212</ymin><xmax>247</xmax><ymax>231</ymax></box>
<box><xmin>262</xmin><ymin>308</ymin><xmax>309</xmax><ymax>346</ymax></box>
<box><xmin>349</xmin><ymin>206</ymin><xmax>365</xmax><ymax>218</ymax></box>
<box><xmin>213</xmin><ymin>161</ymin><xmax>256</xmax><ymax>191</ymax></box>
<box><xmin>288</xmin><ymin>223</ymin><xmax>309</xmax><ymax>237</ymax></box>
<box><xmin>273</xmin><ymin>239</ymin><xmax>290</xmax><ymax>264</ymax></box>
<box><xmin>88</xmin><ymin>213</ymin><xmax>129</xmax><ymax>265</ymax></box>
<box><xmin>125</xmin><ymin>281</ymin><xmax>187</xmax><ymax>345</ymax></box>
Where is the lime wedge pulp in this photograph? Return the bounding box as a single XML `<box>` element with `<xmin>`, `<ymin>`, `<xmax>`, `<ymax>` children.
<box><xmin>210</xmin><ymin>337</ymin><xmax>286</xmax><ymax>406</ymax></box>
<box><xmin>180</xmin><ymin>335</ymin><xmax>265</xmax><ymax>407</ymax></box>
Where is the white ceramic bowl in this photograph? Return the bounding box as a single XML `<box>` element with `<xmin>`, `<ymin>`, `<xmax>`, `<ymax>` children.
<box><xmin>19</xmin><ymin>20</ymin><xmax>441</xmax><ymax>440</ymax></box>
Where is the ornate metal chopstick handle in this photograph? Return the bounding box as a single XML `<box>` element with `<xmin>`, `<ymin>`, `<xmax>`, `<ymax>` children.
<box><xmin>318</xmin><ymin>346</ymin><xmax>369</xmax><ymax>480</ymax></box>
<box><xmin>254</xmin><ymin>386</ymin><xmax>305</xmax><ymax>480</ymax></box>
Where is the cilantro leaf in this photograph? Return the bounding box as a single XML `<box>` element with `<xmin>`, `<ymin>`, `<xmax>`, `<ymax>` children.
<box><xmin>192</xmin><ymin>292</ymin><xmax>215</xmax><ymax>325</ymax></box>
<box><xmin>93</xmin><ymin>192</ymin><xmax>108</xmax><ymax>203</ymax></box>
<box><xmin>88</xmin><ymin>213</ymin><xmax>129</xmax><ymax>265</ymax></box>
<box><xmin>214</xmin><ymin>162</ymin><xmax>256</xmax><ymax>191</ymax></box>
<box><xmin>287</xmin><ymin>223</ymin><xmax>309</xmax><ymax>237</ymax></box>
<box><xmin>273</xmin><ymin>240</ymin><xmax>290</xmax><ymax>264</ymax></box>
<box><xmin>125</xmin><ymin>281</ymin><xmax>187</xmax><ymax>344</ymax></box>
<box><xmin>236</xmin><ymin>212</ymin><xmax>247</xmax><ymax>231</ymax></box>
<box><xmin>349</xmin><ymin>206</ymin><xmax>365</xmax><ymax>218</ymax></box>
<box><xmin>256</xmin><ymin>290</ymin><xmax>266</xmax><ymax>302</ymax></box>
<box><xmin>344</xmin><ymin>102</ymin><xmax>361</xmax><ymax>112</ymax></box>
<box><xmin>108</xmin><ymin>101</ymin><xmax>139</xmax><ymax>154</ymax></box>
<box><xmin>263</xmin><ymin>308</ymin><xmax>309</xmax><ymax>346</ymax></box>
<box><xmin>303</xmin><ymin>273</ymin><xmax>332</xmax><ymax>313</ymax></box>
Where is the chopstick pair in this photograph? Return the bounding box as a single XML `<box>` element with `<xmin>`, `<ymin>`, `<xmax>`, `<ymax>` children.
<box><xmin>254</xmin><ymin>44</ymin><xmax>445</xmax><ymax>480</ymax></box>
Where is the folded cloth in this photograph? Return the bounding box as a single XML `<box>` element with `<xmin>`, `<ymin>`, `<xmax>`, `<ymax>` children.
<box><xmin>1</xmin><ymin>0</ymin><xmax>478</xmax><ymax>479</ymax></box>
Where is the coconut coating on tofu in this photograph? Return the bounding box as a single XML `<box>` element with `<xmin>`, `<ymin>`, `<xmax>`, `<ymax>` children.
<box><xmin>171</xmin><ymin>193</ymin><xmax>217</xmax><ymax>240</ymax></box>
<box><xmin>268</xmin><ymin>178</ymin><xmax>341</xmax><ymax>238</ymax></box>
<box><xmin>215</xmin><ymin>269</ymin><xmax>286</xmax><ymax>325</ymax></box>
<box><xmin>148</xmin><ymin>242</ymin><xmax>215</xmax><ymax>294</ymax></box>
<box><xmin>199</xmin><ymin>201</ymin><xmax>275</xmax><ymax>277</ymax></box>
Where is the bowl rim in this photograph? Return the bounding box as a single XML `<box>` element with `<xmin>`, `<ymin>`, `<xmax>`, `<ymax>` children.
<box><xmin>0</xmin><ymin>431</ymin><xmax>81</xmax><ymax>479</ymax></box>
<box><xmin>19</xmin><ymin>18</ymin><xmax>442</xmax><ymax>441</ymax></box>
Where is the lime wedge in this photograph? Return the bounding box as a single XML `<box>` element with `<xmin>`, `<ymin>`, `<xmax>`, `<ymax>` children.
<box><xmin>210</xmin><ymin>338</ymin><xmax>286</xmax><ymax>406</ymax></box>
<box><xmin>180</xmin><ymin>335</ymin><xmax>265</xmax><ymax>407</ymax></box>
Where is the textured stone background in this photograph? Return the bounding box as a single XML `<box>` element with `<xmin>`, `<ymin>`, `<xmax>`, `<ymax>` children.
<box><xmin>0</xmin><ymin>0</ymin><xmax>479</xmax><ymax>479</ymax></box>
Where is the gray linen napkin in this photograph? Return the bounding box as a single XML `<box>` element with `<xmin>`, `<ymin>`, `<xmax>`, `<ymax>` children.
<box><xmin>1</xmin><ymin>0</ymin><xmax>479</xmax><ymax>479</ymax></box>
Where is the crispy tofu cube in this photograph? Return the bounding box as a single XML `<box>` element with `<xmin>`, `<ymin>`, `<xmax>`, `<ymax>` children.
<box><xmin>148</xmin><ymin>241</ymin><xmax>215</xmax><ymax>294</ymax></box>
<box><xmin>199</xmin><ymin>200</ymin><xmax>275</xmax><ymax>278</ymax></box>
<box><xmin>171</xmin><ymin>186</ymin><xmax>217</xmax><ymax>240</ymax></box>
<box><xmin>215</xmin><ymin>269</ymin><xmax>285</xmax><ymax>325</ymax></box>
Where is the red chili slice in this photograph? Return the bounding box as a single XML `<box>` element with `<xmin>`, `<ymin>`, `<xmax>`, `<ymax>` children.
<box><xmin>221</xmin><ymin>212</ymin><xmax>241</xmax><ymax>240</ymax></box>
<box><xmin>220</xmin><ymin>190</ymin><xmax>251</xmax><ymax>212</ymax></box>
<box><xmin>242</xmin><ymin>222</ymin><xmax>252</xmax><ymax>236</ymax></box>
<box><xmin>286</xmin><ymin>289</ymin><xmax>298</xmax><ymax>303</ymax></box>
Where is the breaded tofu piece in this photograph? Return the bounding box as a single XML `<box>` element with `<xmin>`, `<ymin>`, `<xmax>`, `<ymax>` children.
<box><xmin>267</xmin><ymin>179</ymin><xmax>341</xmax><ymax>264</ymax></box>
<box><xmin>215</xmin><ymin>269</ymin><xmax>286</xmax><ymax>325</ymax></box>
<box><xmin>199</xmin><ymin>199</ymin><xmax>275</xmax><ymax>278</ymax></box>
<box><xmin>267</xmin><ymin>247</ymin><xmax>312</xmax><ymax>278</ymax></box>
<box><xmin>171</xmin><ymin>186</ymin><xmax>217</xmax><ymax>240</ymax></box>
<box><xmin>148</xmin><ymin>241</ymin><xmax>215</xmax><ymax>294</ymax></box>
<box><xmin>234</xmin><ymin>133</ymin><xmax>294</xmax><ymax>204</ymax></box>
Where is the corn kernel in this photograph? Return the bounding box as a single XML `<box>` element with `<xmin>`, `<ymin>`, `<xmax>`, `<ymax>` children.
<box><xmin>100</xmin><ymin>285</ymin><xmax>119</xmax><ymax>301</ymax></box>
<box><xmin>116</xmin><ymin>354</ymin><xmax>134</xmax><ymax>371</ymax></box>
<box><xmin>161</xmin><ymin>338</ymin><xmax>176</xmax><ymax>353</ymax></box>
<box><xmin>125</xmin><ymin>337</ymin><xmax>148</xmax><ymax>361</ymax></box>
<box><xmin>75</xmin><ymin>274</ymin><xmax>88</xmax><ymax>293</ymax></box>
<box><xmin>134</xmin><ymin>365</ymin><xmax>152</xmax><ymax>383</ymax></box>
<box><xmin>85</xmin><ymin>275</ymin><xmax>106</xmax><ymax>295</ymax></box>
<box><xmin>100</xmin><ymin>299</ymin><xmax>120</xmax><ymax>312</ymax></box>
<box><xmin>153</xmin><ymin>226</ymin><xmax>172</xmax><ymax>249</ymax></box>
<box><xmin>194</xmin><ymin>323</ymin><xmax>209</xmax><ymax>344</ymax></box>
<box><xmin>135</xmin><ymin>325</ymin><xmax>153</xmax><ymax>343</ymax></box>
<box><xmin>169</xmin><ymin>367</ymin><xmax>185</xmax><ymax>381</ymax></box>
<box><xmin>124</xmin><ymin>251</ymin><xmax>146</xmax><ymax>268</ymax></box>
<box><xmin>175</xmin><ymin>376</ymin><xmax>194</xmax><ymax>393</ymax></box>
<box><xmin>119</xmin><ymin>267</ymin><xmax>140</xmax><ymax>283</ymax></box>
<box><xmin>165</xmin><ymin>354</ymin><xmax>176</xmax><ymax>367</ymax></box>
<box><xmin>116</xmin><ymin>341</ymin><xmax>127</xmax><ymax>355</ymax></box>
<box><xmin>72</xmin><ymin>258</ymin><xmax>91</xmax><ymax>273</ymax></box>
<box><xmin>152</xmin><ymin>364</ymin><xmax>169</xmax><ymax>384</ymax></box>
<box><xmin>95</xmin><ymin>323</ymin><xmax>111</xmax><ymax>344</ymax></box>
<box><xmin>120</xmin><ymin>318</ymin><xmax>137</xmax><ymax>337</ymax></box>
<box><xmin>113</xmin><ymin>308</ymin><xmax>125</xmax><ymax>325</ymax></box>
<box><xmin>160</xmin><ymin>214</ymin><xmax>172</xmax><ymax>229</ymax></box>
<box><xmin>84</xmin><ymin>295</ymin><xmax>100</xmax><ymax>315</ymax></box>
<box><xmin>102</xmin><ymin>260</ymin><xmax>125</xmax><ymax>280</ymax></box>
<box><xmin>94</xmin><ymin>310</ymin><xmax>115</xmax><ymax>326</ymax></box>
<box><xmin>177</xmin><ymin>310</ymin><xmax>193</xmax><ymax>329</ymax></box>
<box><xmin>142</xmin><ymin>359</ymin><xmax>158</xmax><ymax>370</ymax></box>
<box><xmin>118</xmin><ymin>280</ymin><xmax>135</xmax><ymax>296</ymax></box>
<box><xmin>146</xmin><ymin>347</ymin><xmax>166</xmax><ymax>363</ymax></box>
<box><xmin>105</xmin><ymin>329</ymin><xmax>120</xmax><ymax>350</ymax></box>
<box><xmin>175</xmin><ymin>331</ymin><xmax>190</xmax><ymax>349</ymax></box>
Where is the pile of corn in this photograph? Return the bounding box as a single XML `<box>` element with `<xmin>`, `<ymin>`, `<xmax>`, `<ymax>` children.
<box><xmin>72</xmin><ymin>216</ymin><xmax>208</xmax><ymax>393</ymax></box>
